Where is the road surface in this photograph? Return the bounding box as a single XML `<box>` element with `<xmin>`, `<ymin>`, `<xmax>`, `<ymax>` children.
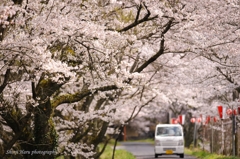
<box><xmin>117</xmin><ymin>142</ymin><xmax>198</xmax><ymax>159</ymax></box>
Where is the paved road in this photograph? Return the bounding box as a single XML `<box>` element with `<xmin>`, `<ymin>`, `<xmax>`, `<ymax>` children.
<box><xmin>117</xmin><ymin>142</ymin><xmax>198</xmax><ymax>159</ymax></box>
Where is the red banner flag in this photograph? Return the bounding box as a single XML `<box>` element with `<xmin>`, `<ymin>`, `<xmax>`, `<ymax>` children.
<box><xmin>217</xmin><ymin>105</ymin><xmax>223</xmax><ymax>119</ymax></box>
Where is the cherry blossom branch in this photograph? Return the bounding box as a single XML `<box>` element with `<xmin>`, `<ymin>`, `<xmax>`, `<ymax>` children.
<box><xmin>129</xmin><ymin>54</ymin><xmax>139</xmax><ymax>73</ymax></box>
<box><xmin>118</xmin><ymin>2</ymin><xmax>158</xmax><ymax>32</ymax></box>
<box><xmin>51</xmin><ymin>85</ymin><xmax>119</xmax><ymax>108</ymax></box>
<box><xmin>134</xmin><ymin>18</ymin><xmax>173</xmax><ymax>73</ymax></box>
<box><xmin>201</xmin><ymin>53</ymin><xmax>239</xmax><ymax>68</ymax></box>
<box><xmin>74</xmin><ymin>39</ymin><xmax>106</xmax><ymax>55</ymax></box>
<box><xmin>216</xmin><ymin>66</ymin><xmax>236</xmax><ymax>84</ymax></box>
<box><xmin>127</xmin><ymin>95</ymin><xmax>157</xmax><ymax>122</ymax></box>
<box><xmin>206</xmin><ymin>38</ymin><xmax>237</xmax><ymax>48</ymax></box>
<box><xmin>69</xmin><ymin>125</ymin><xmax>92</xmax><ymax>142</ymax></box>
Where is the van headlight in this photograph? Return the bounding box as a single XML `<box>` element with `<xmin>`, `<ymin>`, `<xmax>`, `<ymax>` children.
<box><xmin>155</xmin><ymin>139</ymin><xmax>161</xmax><ymax>146</ymax></box>
<box><xmin>178</xmin><ymin>139</ymin><xmax>184</xmax><ymax>146</ymax></box>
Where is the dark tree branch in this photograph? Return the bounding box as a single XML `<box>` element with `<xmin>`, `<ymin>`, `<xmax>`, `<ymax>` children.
<box><xmin>12</xmin><ymin>0</ymin><xmax>23</xmax><ymax>4</ymax></box>
<box><xmin>69</xmin><ymin>125</ymin><xmax>92</xmax><ymax>143</ymax></box>
<box><xmin>134</xmin><ymin>18</ymin><xmax>173</xmax><ymax>73</ymax></box>
<box><xmin>216</xmin><ymin>67</ymin><xmax>235</xmax><ymax>84</ymax></box>
<box><xmin>162</xmin><ymin>18</ymin><xmax>174</xmax><ymax>34</ymax></box>
<box><xmin>35</xmin><ymin>72</ymin><xmax>68</xmax><ymax>100</ymax></box>
<box><xmin>94</xmin><ymin>137</ymin><xmax>111</xmax><ymax>159</ymax></box>
<box><xmin>126</xmin><ymin>95</ymin><xmax>157</xmax><ymax>123</ymax></box>
<box><xmin>1</xmin><ymin>107</ymin><xmax>32</xmax><ymax>158</ymax></box>
<box><xmin>0</xmin><ymin>69</ymin><xmax>11</xmax><ymax>93</ymax></box>
<box><xmin>2</xmin><ymin>132</ymin><xmax>22</xmax><ymax>158</ymax></box>
<box><xmin>135</xmin><ymin>38</ymin><xmax>164</xmax><ymax>73</ymax></box>
<box><xmin>51</xmin><ymin>85</ymin><xmax>118</xmax><ymax>108</ymax></box>
<box><xmin>235</xmin><ymin>86</ymin><xmax>240</xmax><ymax>93</ymax></box>
<box><xmin>130</xmin><ymin>54</ymin><xmax>139</xmax><ymax>73</ymax></box>
<box><xmin>1</xmin><ymin>111</ymin><xmax>21</xmax><ymax>133</ymax></box>
<box><xmin>135</xmin><ymin>4</ymin><xmax>142</xmax><ymax>22</ymax></box>
<box><xmin>32</xmin><ymin>81</ymin><xmax>36</xmax><ymax>100</ymax></box>
<box><xmin>92</xmin><ymin>121</ymin><xmax>109</xmax><ymax>146</ymax></box>
<box><xmin>112</xmin><ymin>125</ymin><xmax>124</xmax><ymax>159</ymax></box>
<box><xmin>118</xmin><ymin>3</ymin><xmax>158</xmax><ymax>32</ymax></box>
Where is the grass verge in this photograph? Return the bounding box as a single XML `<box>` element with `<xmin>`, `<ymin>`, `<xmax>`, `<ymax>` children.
<box><xmin>185</xmin><ymin>148</ymin><xmax>239</xmax><ymax>159</ymax></box>
<box><xmin>99</xmin><ymin>140</ymin><xmax>135</xmax><ymax>159</ymax></box>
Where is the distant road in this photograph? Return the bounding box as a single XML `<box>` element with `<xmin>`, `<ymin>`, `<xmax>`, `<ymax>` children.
<box><xmin>117</xmin><ymin>142</ymin><xmax>198</xmax><ymax>159</ymax></box>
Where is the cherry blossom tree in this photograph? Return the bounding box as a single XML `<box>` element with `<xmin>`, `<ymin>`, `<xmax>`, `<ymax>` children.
<box><xmin>0</xmin><ymin>0</ymin><xmax>174</xmax><ymax>158</ymax></box>
<box><xmin>0</xmin><ymin>0</ymin><xmax>240</xmax><ymax>158</ymax></box>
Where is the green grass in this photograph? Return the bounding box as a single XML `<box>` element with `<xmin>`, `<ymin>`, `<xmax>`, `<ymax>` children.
<box><xmin>99</xmin><ymin>140</ymin><xmax>135</xmax><ymax>159</ymax></box>
<box><xmin>99</xmin><ymin>146</ymin><xmax>135</xmax><ymax>159</ymax></box>
<box><xmin>185</xmin><ymin>148</ymin><xmax>240</xmax><ymax>159</ymax></box>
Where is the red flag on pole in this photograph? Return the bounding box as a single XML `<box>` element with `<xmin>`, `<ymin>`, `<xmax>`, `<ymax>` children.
<box><xmin>178</xmin><ymin>115</ymin><xmax>185</xmax><ymax>125</ymax></box>
<box><xmin>217</xmin><ymin>105</ymin><xmax>223</xmax><ymax>119</ymax></box>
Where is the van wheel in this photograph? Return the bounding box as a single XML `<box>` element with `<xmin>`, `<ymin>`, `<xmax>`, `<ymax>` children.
<box><xmin>180</xmin><ymin>153</ymin><xmax>184</xmax><ymax>158</ymax></box>
<box><xmin>155</xmin><ymin>154</ymin><xmax>158</xmax><ymax>158</ymax></box>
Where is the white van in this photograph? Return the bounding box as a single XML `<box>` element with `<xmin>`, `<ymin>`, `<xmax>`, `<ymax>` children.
<box><xmin>154</xmin><ymin>124</ymin><xmax>184</xmax><ymax>158</ymax></box>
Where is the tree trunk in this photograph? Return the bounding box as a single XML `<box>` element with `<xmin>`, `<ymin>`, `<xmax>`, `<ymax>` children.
<box><xmin>184</xmin><ymin>123</ymin><xmax>194</xmax><ymax>148</ymax></box>
<box><xmin>33</xmin><ymin>99</ymin><xmax>56</xmax><ymax>159</ymax></box>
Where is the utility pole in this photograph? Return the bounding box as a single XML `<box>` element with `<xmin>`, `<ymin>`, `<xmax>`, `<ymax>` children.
<box><xmin>232</xmin><ymin>111</ymin><xmax>235</xmax><ymax>156</ymax></box>
<box><xmin>193</xmin><ymin>121</ymin><xmax>197</xmax><ymax>148</ymax></box>
<box><xmin>168</xmin><ymin>111</ymin><xmax>171</xmax><ymax>124</ymax></box>
<box><xmin>233</xmin><ymin>89</ymin><xmax>239</xmax><ymax>156</ymax></box>
<box><xmin>123</xmin><ymin>125</ymin><xmax>127</xmax><ymax>141</ymax></box>
<box><xmin>221</xmin><ymin>119</ymin><xmax>224</xmax><ymax>154</ymax></box>
<box><xmin>211</xmin><ymin>119</ymin><xmax>213</xmax><ymax>153</ymax></box>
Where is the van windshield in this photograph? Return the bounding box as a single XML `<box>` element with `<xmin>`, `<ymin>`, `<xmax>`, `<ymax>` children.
<box><xmin>156</xmin><ymin>126</ymin><xmax>182</xmax><ymax>136</ymax></box>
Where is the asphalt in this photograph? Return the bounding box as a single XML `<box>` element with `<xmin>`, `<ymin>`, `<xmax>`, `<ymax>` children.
<box><xmin>116</xmin><ymin>142</ymin><xmax>198</xmax><ymax>159</ymax></box>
